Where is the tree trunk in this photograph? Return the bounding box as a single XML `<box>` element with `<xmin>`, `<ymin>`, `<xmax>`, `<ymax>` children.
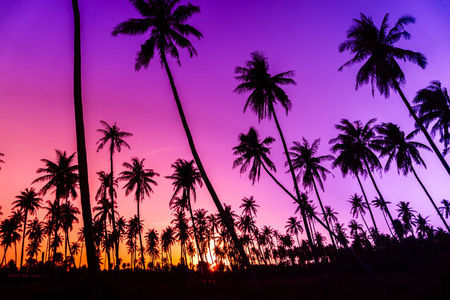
<box><xmin>20</xmin><ymin>211</ymin><xmax>28</xmax><ymax>270</ymax></box>
<box><xmin>161</xmin><ymin>57</ymin><xmax>259</xmax><ymax>287</ymax></box>
<box><xmin>355</xmin><ymin>174</ymin><xmax>380</xmax><ymax>239</ymax></box>
<box><xmin>137</xmin><ymin>195</ymin><xmax>145</xmax><ymax>270</ymax></box>
<box><xmin>72</xmin><ymin>0</ymin><xmax>98</xmax><ymax>273</ymax></box>
<box><xmin>109</xmin><ymin>147</ymin><xmax>120</xmax><ymax>270</ymax></box>
<box><xmin>411</xmin><ymin>165</ymin><xmax>450</xmax><ymax>232</ymax></box>
<box><xmin>312</xmin><ymin>180</ymin><xmax>336</xmax><ymax>248</ymax></box>
<box><xmin>187</xmin><ymin>192</ymin><xmax>204</xmax><ymax>264</ymax></box>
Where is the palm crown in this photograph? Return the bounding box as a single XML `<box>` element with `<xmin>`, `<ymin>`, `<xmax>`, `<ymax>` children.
<box><xmin>112</xmin><ymin>0</ymin><xmax>203</xmax><ymax>69</ymax></box>
<box><xmin>119</xmin><ymin>157</ymin><xmax>159</xmax><ymax>202</ymax></box>
<box><xmin>339</xmin><ymin>13</ymin><xmax>426</xmax><ymax>97</ymax></box>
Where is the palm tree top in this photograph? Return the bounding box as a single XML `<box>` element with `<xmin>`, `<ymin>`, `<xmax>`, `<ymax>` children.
<box><xmin>288</xmin><ymin>137</ymin><xmax>334</xmax><ymax>191</ymax></box>
<box><xmin>339</xmin><ymin>13</ymin><xmax>426</xmax><ymax>97</ymax></box>
<box><xmin>12</xmin><ymin>188</ymin><xmax>42</xmax><ymax>215</ymax></box>
<box><xmin>165</xmin><ymin>158</ymin><xmax>202</xmax><ymax>201</ymax></box>
<box><xmin>96</xmin><ymin>120</ymin><xmax>132</xmax><ymax>153</ymax></box>
<box><xmin>234</xmin><ymin>51</ymin><xmax>296</xmax><ymax>121</ymax></box>
<box><xmin>240</xmin><ymin>196</ymin><xmax>259</xmax><ymax>218</ymax></box>
<box><xmin>112</xmin><ymin>0</ymin><xmax>203</xmax><ymax>69</ymax></box>
<box><xmin>119</xmin><ymin>157</ymin><xmax>159</xmax><ymax>202</ymax></box>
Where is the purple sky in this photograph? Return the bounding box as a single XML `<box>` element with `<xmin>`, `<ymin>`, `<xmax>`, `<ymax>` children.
<box><xmin>1</xmin><ymin>0</ymin><xmax>449</xmax><ymax>262</ymax></box>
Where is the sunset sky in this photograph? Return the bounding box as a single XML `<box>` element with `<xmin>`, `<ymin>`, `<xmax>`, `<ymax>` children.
<box><xmin>1</xmin><ymin>0</ymin><xmax>449</xmax><ymax>264</ymax></box>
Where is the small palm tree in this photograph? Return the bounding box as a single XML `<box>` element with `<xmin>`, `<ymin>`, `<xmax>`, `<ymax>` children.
<box><xmin>97</xmin><ymin>121</ymin><xmax>132</xmax><ymax>269</ymax></box>
<box><xmin>439</xmin><ymin>199</ymin><xmax>450</xmax><ymax>219</ymax></box>
<box><xmin>119</xmin><ymin>157</ymin><xmax>159</xmax><ymax>269</ymax></box>
<box><xmin>145</xmin><ymin>228</ymin><xmax>159</xmax><ymax>269</ymax></box>
<box><xmin>240</xmin><ymin>196</ymin><xmax>259</xmax><ymax>218</ymax></box>
<box><xmin>375</xmin><ymin>122</ymin><xmax>450</xmax><ymax>232</ymax></box>
<box><xmin>397</xmin><ymin>201</ymin><xmax>417</xmax><ymax>237</ymax></box>
<box><xmin>0</xmin><ymin>217</ymin><xmax>21</xmax><ymax>266</ymax></box>
<box><xmin>348</xmin><ymin>194</ymin><xmax>373</xmax><ymax>240</ymax></box>
<box><xmin>285</xmin><ymin>217</ymin><xmax>303</xmax><ymax>247</ymax></box>
<box><xmin>12</xmin><ymin>188</ymin><xmax>42</xmax><ymax>269</ymax></box>
<box><xmin>339</xmin><ymin>13</ymin><xmax>450</xmax><ymax>176</ymax></box>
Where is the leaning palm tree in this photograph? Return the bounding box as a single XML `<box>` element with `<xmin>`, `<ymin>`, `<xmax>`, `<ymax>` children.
<box><xmin>339</xmin><ymin>13</ymin><xmax>450</xmax><ymax>176</ymax></box>
<box><xmin>413</xmin><ymin>81</ymin><xmax>450</xmax><ymax>155</ymax></box>
<box><xmin>71</xmin><ymin>0</ymin><xmax>97</xmax><ymax>271</ymax></box>
<box><xmin>119</xmin><ymin>157</ymin><xmax>159</xmax><ymax>269</ymax></box>
<box><xmin>234</xmin><ymin>51</ymin><xmax>315</xmax><ymax>252</ymax></box>
<box><xmin>330</xmin><ymin>119</ymin><xmax>387</xmax><ymax>238</ymax></box>
<box><xmin>112</xmin><ymin>0</ymin><xmax>253</xmax><ymax>275</ymax></box>
<box><xmin>288</xmin><ymin>138</ymin><xmax>336</xmax><ymax>247</ymax></box>
<box><xmin>232</xmin><ymin>127</ymin><xmax>276</xmax><ymax>185</ymax></box>
<box><xmin>12</xmin><ymin>188</ymin><xmax>42</xmax><ymax>269</ymax></box>
<box><xmin>375</xmin><ymin>122</ymin><xmax>450</xmax><ymax>232</ymax></box>
<box><xmin>166</xmin><ymin>159</ymin><xmax>204</xmax><ymax>263</ymax></box>
<box><xmin>97</xmin><ymin>121</ymin><xmax>132</xmax><ymax>269</ymax></box>
<box><xmin>440</xmin><ymin>199</ymin><xmax>450</xmax><ymax>219</ymax></box>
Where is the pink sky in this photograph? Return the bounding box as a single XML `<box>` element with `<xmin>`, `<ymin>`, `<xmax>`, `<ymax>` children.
<box><xmin>1</xmin><ymin>0</ymin><xmax>450</xmax><ymax>264</ymax></box>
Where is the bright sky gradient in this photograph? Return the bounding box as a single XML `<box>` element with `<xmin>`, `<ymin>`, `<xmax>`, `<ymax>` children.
<box><xmin>1</xmin><ymin>0</ymin><xmax>450</xmax><ymax>264</ymax></box>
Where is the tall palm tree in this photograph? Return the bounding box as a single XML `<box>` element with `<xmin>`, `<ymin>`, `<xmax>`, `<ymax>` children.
<box><xmin>166</xmin><ymin>159</ymin><xmax>204</xmax><ymax>263</ymax></box>
<box><xmin>119</xmin><ymin>157</ymin><xmax>159</xmax><ymax>269</ymax></box>
<box><xmin>338</xmin><ymin>13</ymin><xmax>450</xmax><ymax>176</ymax></box>
<box><xmin>232</xmin><ymin>127</ymin><xmax>276</xmax><ymax>185</ymax></box>
<box><xmin>97</xmin><ymin>121</ymin><xmax>132</xmax><ymax>269</ymax></box>
<box><xmin>288</xmin><ymin>138</ymin><xmax>336</xmax><ymax>247</ymax></box>
<box><xmin>72</xmin><ymin>0</ymin><xmax>97</xmax><ymax>271</ymax></box>
<box><xmin>234</xmin><ymin>51</ymin><xmax>315</xmax><ymax>253</ymax></box>
<box><xmin>375</xmin><ymin>122</ymin><xmax>450</xmax><ymax>232</ymax></box>
<box><xmin>397</xmin><ymin>201</ymin><xmax>417</xmax><ymax>237</ymax></box>
<box><xmin>413</xmin><ymin>81</ymin><xmax>450</xmax><ymax>155</ymax></box>
<box><xmin>330</xmin><ymin>119</ymin><xmax>387</xmax><ymax>238</ymax></box>
<box><xmin>112</xmin><ymin>0</ymin><xmax>253</xmax><ymax>275</ymax></box>
<box><xmin>12</xmin><ymin>188</ymin><xmax>42</xmax><ymax>269</ymax></box>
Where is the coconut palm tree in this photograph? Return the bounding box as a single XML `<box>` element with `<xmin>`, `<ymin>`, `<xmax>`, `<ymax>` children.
<box><xmin>413</xmin><ymin>81</ymin><xmax>450</xmax><ymax>155</ymax></box>
<box><xmin>413</xmin><ymin>214</ymin><xmax>431</xmax><ymax>239</ymax></box>
<box><xmin>119</xmin><ymin>157</ymin><xmax>158</xmax><ymax>269</ymax></box>
<box><xmin>97</xmin><ymin>121</ymin><xmax>132</xmax><ymax>269</ymax></box>
<box><xmin>12</xmin><ymin>188</ymin><xmax>42</xmax><ymax>269</ymax></box>
<box><xmin>26</xmin><ymin>219</ymin><xmax>45</xmax><ymax>262</ymax></box>
<box><xmin>372</xmin><ymin>197</ymin><xmax>394</xmax><ymax>237</ymax></box>
<box><xmin>232</xmin><ymin>127</ymin><xmax>276</xmax><ymax>185</ymax></box>
<box><xmin>145</xmin><ymin>228</ymin><xmax>159</xmax><ymax>269</ymax></box>
<box><xmin>71</xmin><ymin>0</ymin><xmax>97</xmax><ymax>271</ymax></box>
<box><xmin>0</xmin><ymin>217</ymin><xmax>21</xmax><ymax>266</ymax></box>
<box><xmin>234</xmin><ymin>51</ymin><xmax>316</xmax><ymax>253</ymax></box>
<box><xmin>375</xmin><ymin>122</ymin><xmax>450</xmax><ymax>232</ymax></box>
<box><xmin>171</xmin><ymin>210</ymin><xmax>190</xmax><ymax>265</ymax></box>
<box><xmin>397</xmin><ymin>201</ymin><xmax>417</xmax><ymax>237</ymax></box>
<box><xmin>288</xmin><ymin>138</ymin><xmax>336</xmax><ymax>247</ymax></box>
<box><xmin>166</xmin><ymin>159</ymin><xmax>204</xmax><ymax>263</ymax></box>
<box><xmin>439</xmin><ymin>199</ymin><xmax>450</xmax><ymax>219</ymax></box>
<box><xmin>161</xmin><ymin>226</ymin><xmax>175</xmax><ymax>268</ymax></box>
<box><xmin>114</xmin><ymin>0</ymin><xmax>250</xmax><ymax>272</ymax></box>
<box><xmin>338</xmin><ymin>13</ymin><xmax>450</xmax><ymax>177</ymax></box>
<box><xmin>323</xmin><ymin>206</ymin><xmax>339</xmax><ymax>234</ymax></box>
<box><xmin>60</xmin><ymin>201</ymin><xmax>80</xmax><ymax>266</ymax></box>
<box><xmin>348</xmin><ymin>193</ymin><xmax>372</xmax><ymax>239</ymax></box>
<box><xmin>285</xmin><ymin>217</ymin><xmax>303</xmax><ymax>247</ymax></box>
<box><xmin>330</xmin><ymin>119</ymin><xmax>388</xmax><ymax>238</ymax></box>
<box><xmin>240</xmin><ymin>196</ymin><xmax>259</xmax><ymax>218</ymax></box>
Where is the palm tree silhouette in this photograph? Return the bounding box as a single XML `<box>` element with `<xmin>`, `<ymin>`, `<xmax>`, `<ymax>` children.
<box><xmin>439</xmin><ymin>199</ymin><xmax>450</xmax><ymax>219</ymax></box>
<box><xmin>26</xmin><ymin>219</ymin><xmax>45</xmax><ymax>263</ymax></box>
<box><xmin>60</xmin><ymin>201</ymin><xmax>80</xmax><ymax>267</ymax></box>
<box><xmin>413</xmin><ymin>214</ymin><xmax>431</xmax><ymax>239</ymax></box>
<box><xmin>145</xmin><ymin>228</ymin><xmax>159</xmax><ymax>269</ymax></box>
<box><xmin>330</xmin><ymin>119</ymin><xmax>386</xmax><ymax>238</ymax></box>
<box><xmin>0</xmin><ymin>217</ymin><xmax>21</xmax><ymax>266</ymax></box>
<box><xmin>71</xmin><ymin>0</ymin><xmax>97</xmax><ymax>271</ymax></box>
<box><xmin>339</xmin><ymin>13</ymin><xmax>450</xmax><ymax>176</ymax></box>
<box><xmin>12</xmin><ymin>188</ymin><xmax>42</xmax><ymax>269</ymax></box>
<box><xmin>413</xmin><ymin>81</ymin><xmax>450</xmax><ymax>155</ymax></box>
<box><xmin>285</xmin><ymin>217</ymin><xmax>303</xmax><ymax>247</ymax></box>
<box><xmin>348</xmin><ymin>193</ymin><xmax>373</xmax><ymax>240</ymax></box>
<box><xmin>375</xmin><ymin>122</ymin><xmax>450</xmax><ymax>232</ymax></box>
<box><xmin>166</xmin><ymin>159</ymin><xmax>204</xmax><ymax>264</ymax></box>
<box><xmin>234</xmin><ymin>51</ymin><xmax>316</xmax><ymax>254</ymax></box>
<box><xmin>372</xmin><ymin>197</ymin><xmax>394</xmax><ymax>237</ymax></box>
<box><xmin>396</xmin><ymin>201</ymin><xmax>417</xmax><ymax>237</ymax></box>
<box><xmin>288</xmin><ymin>138</ymin><xmax>336</xmax><ymax>247</ymax></box>
<box><xmin>97</xmin><ymin>121</ymin><xmax>132</xmax><ymax>269</ymax></box>
<box><xmin>119</xmin><ymin>157</ymin><xmax>159</xmax><ymax>269</ymax></box>
<box><xmin>232</xmin><ymin>127</ymin><xmax>276</xmax><ymax>185</ymax></box>
<box><xmin>161</xmin><ymin>226</ymin><xmax>175</xmax><ymax>268</ymax></box>
<box><xmin>112</xmin><ymin>0</ymin><xmax>253</xmax><ymax>275</ymax></box>
<box><xmin>171</xmin><ymin>210</ymin><xmax>190</xmax><ymax>266</ymax></box>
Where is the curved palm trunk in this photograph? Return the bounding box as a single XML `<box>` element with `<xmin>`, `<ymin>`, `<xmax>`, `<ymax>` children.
<box><xmin>72</xmin><ymin>0</ymin><xmax>98</xmax><ymax>272</ymax></box>
<box><xmin>411</xmin><ymin>165</ymin><xmax>450</xmax><ymax>232</ymax></box>
<box><xmin>19</xmin><ymin>211</ymin><xmax>28</xmax><ymax>270</ymax></box>
<box><xmin>161</xmin><ymin>57</ymin><xmax>258</xmax><ymax>285</ymax></box>
<box><xmin>394</xmin><ymin>82</ymin><xmax>450</xmax><ymax>176</ymax></box>
<box><xmin>363</xmin><ymin>160</ymin><xmax>398</xmax><ymax>239</ymax></box>
<box><xmin>270</xmin><ymin>108</ymin><xmax>316</xmax><ymax>256</ymax></box>
<box><xmin>312</xmin><ymin>180</ymin><xmax>337</xmax><ymax>248</ymax></box>
<box><xmin>109</xmin><ymin>147</ymin><xmax>120</xmax><ymax>270</ymax></box>
<box><xmin>136</xmin><ymin>194</ymin><xmax>145</xmax><ymax>269</ymax></box>
<box><xmin>187</xmin><ymin>195</ymin><xmax>204</xmax><ymax>264</ymax></box>
<box><xmin>356</xmin><ymin>174</ymin><xmax>380</xmax><ymax>240</ymax></box>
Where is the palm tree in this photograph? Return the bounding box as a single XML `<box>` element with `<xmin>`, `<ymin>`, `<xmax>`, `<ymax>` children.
<box><xmin>439</xmin><ymin>199</ymin><xmax>450</xmax><ymax>219</ymax></box>
<box><xmin>413</xmin><ymin>81</ymin><xmax>450</xmax><ymax>155</ymax></box>
<box><xmin>285</xmin><ymin>217</ymin><xmax>303</xmax><ymax>247</ymax></box>
<box><xmin>0</xmin><ymin>217</ymin><xmax>21</xmax><ymax>266</ymax></box>
<box><xmin>166</xmin><ymin>159</ymin><xmax>204</xmax><ymax>264</ymax></box>
<box><xmin>171</xmin><ymin>210</ymin><xmax>190</xmax><ymax>265</ymax></box>
<box><xmin>145</xmin><ymin>228</ymin><xmax>159</xmax><ymax>269</ymax></box>
<box><xmin>26</xmin><ymin>219</ymin><xmax>45</xmax><ymax>262</ymax></box>
<box><xmin>397</xmin><ymin>201</ymin><xmax>417</xmax><ymax>237</ymax></box>
<box><xmin>232</xmin><ymin>127</ymin><xmax>276</xmax><ymax>185</ymax></box>
<box><xmin>375</xmin><ymin>122</ymin><xmax>450</xmax><ymax>232</ymax></box>
<box><xmin>348</xmin><ymin>193</ymin><xmax>372</xmax><ymax>239</ymax></box>
<box><xmin>119</xmin><ymin>157</ymin><xmax>159</xmax><ymax>269</ymax></box>
<box><xmin>112</xmin><ymin>0</ymin><xmax>253</xmax><ymax>275</ymax></box>
<box><xmin>372</xmin><ymin>197</ymin><xmax>394</xmax><ymax>237</ymax></box>
<box><xmin>60</xmin><ymin>201</ymin><xmax>80</xmax><ymax>266</ymax></box>
<box><xmin>12</xmin><ymin>188</ymin><xmax>42</xmax><ymax>269</ymax></box>
<box><xmin>413</xmin><ymin>214</ymin><xmax>431</xmax><ymax>239</ymax></box>
<box><xmin>72</xmin><ymin>0</ymin><xmax>97</xmax><ymax>271</ymax></box>
<box><xmin>161</xmin><ymin>226</ymin><xmax>175</xmax><ymax>268</ymax></box>
<box><xmin>288</xmin><ymin>138</ymin><xmax>336</xmax><ymax>247</ymax></box>
<box><xmin>97</xmin><ymin>121</ymin><xmax>132</xmax><ymax>269</ymax></box>
<box><xmin>338</xmin><ymin>13</ymin><xmax>450</xmax><ymax>176</ymax></box>
<box><xmin>234</xmin><ymin>51</ymin><xmax>315</xmax><ymax>253</ymax></box>
<box><xmin>330</xmin><ymin>119</ymin><xmax>387</xmax><ymax>238</ymax></box>
<box><xmin>240</xmin><ymin>196</ymin><xmax>259</xmax><ymax>218</ymax></box>
<box><xmin>323</xmin><ymin>206</ymin><xmax>339</xmax><ymax>234</ymax></box>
